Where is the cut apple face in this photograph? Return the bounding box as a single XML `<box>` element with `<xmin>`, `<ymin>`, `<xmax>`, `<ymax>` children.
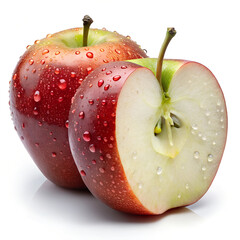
<box><xmin>116</xmin><ymin>61</ymin><xmax>227</xmax><ymax>214</ymax></box>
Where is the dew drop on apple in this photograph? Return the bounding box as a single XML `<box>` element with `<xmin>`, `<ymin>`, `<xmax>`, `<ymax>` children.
<box><xmin>106</xmin><ymin>71</ymin><xmax>112</xmax><ymax>75</ymax></box>
<box><xmin>33</xmin><ymin>90</ymin><xmax>41</xmax><ymax>102</ymax></box>
<box><xmin>55</xmin><ymin>51</ymin><xmax>60</xmax><ymax>55</ymax></box>
<box><xmin>92</xmin><ymin>160</ymin><xmax>96</xmax><ymax>165</ymax></box>
<box><xmin>29</xmin><ymin>59</ymin><xmax>34</xmax><ymax>65</ymax></box>
<box><xmin>185</xmin><ymin>184</ymin><xmax>189</xmax><ymax>190</ymax></box>
<box><xmin>99</xmin><ymin>167</ymin><xmax>105</xmax><ymax>173</ymax></box>
<box><xmin>103</xmin><ymin>121</ymin><xmax>108</xmax><ymax>127</ymax></box>
<box><xmin>177</xmin><ymin>194</ymin><xmax>181</xmax><ymax>199</ymax></box>
<box><xmin>113</xmin><ymin>75</ymin><xmax>121</xmax><ymax>81</ymax></box>
<box><xmin>104</xmin><ymin>84</ymin><xmax>110</xmax><ymax>91</ymax></box>
<box><xmin>110</xmin><ymin>166</ymin><xmax>115</xmax><ymax>172</ymax></box>
<box><xmin>58</xmin><ymin>97</ymin><xmax>63</xmax><ymax>102</ymax></box>
<box><xmin>202</xmin><ymin>166</ymin><xmax>206</xmax><ymax>171</ymax></box>
<box><xmin>52</xmin><ymin>152</ymin><xmax>57</xmax><ymax>157</ymax></box>
<box><xmin>86</xmin><ymin>52</ymin><xmax>94</xmax><ymax>58</ymax></box>
<box><xmin>138</xmin><ymin>183</ymin><xmax>143</xmax><ymax>189</ymax></box>
<box><xmin>80</xmin><ymin>170</ymin><xmax>86</xmax><ymax>176</ymax></box>
<box><xmin>192</xmin><ymin>124</ymin><xmax>198</xmax><ymax>130</ymax></box>
<box><xmin>65</xmin><ymin>120</ymin><xmax>69</xmax><ymax>128</ymax></box>
<box><xmin>89</xmin><ymin>144</ymin><xmax>96</xmax><ymax>153</ymax></box>
<box><xmin>101</xmin><ymin>100</ymin><xmax>107</xmax><ymax>106</ymax></box>
<box><xmin>121</xmin><ymin>65</ymin><xmax>127</xmax><ymax>69</ymax></box>
<box><xmin>98</xmin><ymin>79</ymin><xmax>104</xmax><ymax>87</ymax></box>
<box><xmin>71</xmin><ymin>72</ymin><xmax>76</xmax><ymax>78</ymax></box>
<box><xmin>115</xmin><ymin>49</ymin><xmax>121</xmax><ymax>54</ymax></box>
<box><xmin>75</xmin><ymin>51</ymin><xmax>80</xmax><ymax>55</ymax></box>
<box><xmin>88</xmin><ymin>99</ymin><xmax>94</xmax><ymax>105</ymax></box>
<box><xmin>156</xmin><ymin>167</ymin><xmax>162</xmax><ymax>175</ymax></box>
<box><xmin>58</xmin><ymin>79</ymin><xmax>67</xmax><ymax>90</ymax></box>
<box><xmin>33</xmin><ymin>107</ymin><xmax>39</xmax><ymax>115</ymax></box>
<box><xmin>79</xmin><ymin>111</ymin><xmax>85</xmax><ymax>119</ymax></box>
<box><xmin>207</xmin><ymin>154</ymin><xmax>213</xmax><ymax>162</ymax></box>
<box><xmin>132</xmin><ymin>151</ymin><xmax>137</xmax><ymax>160</ymax></box>
<box><xmin>40</xmin><ymin>59</ymin><xmax>45</xmax><ymax>65</ymax></box>
<box><xmin>83</xmin><ymin>131</ymin><xmax>91</xmax><ymax>142</ymax></box>
<box><xmin>212</xmin><ymin>141</ymin><xmax>216</xmax><ymax>145</ymax></box>
<box><xmin>194</xmin><ymin>151</ymin><xmax>200</xmax><ymax>159</ymax></box>
<box><xmin>87</xmin><ymin>67</ymin><xmax>93</xmax><ymax>74</ymax></box>
<box><xmin>42</xmin><ymin>49</ymin><xmax>49</xmax><ymax>55</ymax></box>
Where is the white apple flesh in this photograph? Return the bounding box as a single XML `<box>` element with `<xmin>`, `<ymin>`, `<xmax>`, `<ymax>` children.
<box><xmin>116</xmin><ymin>60</ymin><xmax>227</xmax><ymax>214</ymax></box>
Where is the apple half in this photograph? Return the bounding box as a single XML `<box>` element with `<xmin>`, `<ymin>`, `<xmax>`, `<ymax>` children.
<box><xmin>68</xmin><ymin>30</ymin><xmax>227</xmax><ymax>214</ymax></box>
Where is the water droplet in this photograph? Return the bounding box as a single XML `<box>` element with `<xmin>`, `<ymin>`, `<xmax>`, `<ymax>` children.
<box><xmin>202</xmin><ymin>166</ymin><xmax>206</xmax><ymax>171</ymax></box>
<box><xmin>83</xmin><ymin>131</ymin><xmax>91</xmax><ymax>142</ymax></box>
<box><xmin>138</xmin><ymin>183</ymin><xmax>143</xmax><ymax>189</ymax></box>
<box><xmin>35</xmin><ymin>143</ymin><xmax>39</xmax><ymax>147</ymax></box>
<box><xmin>88</xmin><ymin>99</ymin><xmax>94</xmax><ymax>105</ymax></box>
<box><xmin>185</xmin><ymin>184</ymin><xmax>189</xmax><ymax>190</ymax></box>
<box><xmin>192</xmin><ymin>124</ymin><xmax>198</xmax><ymax>130</ymax></box>
<box><xmin>75</xmin><ymin>51</ymin><xmax>80</xmax><ymax>55</ymax></box>
<box><xmin>65</xmin><ymin>120</ymin><xmax>69</xmax><ymax>128</ymax></box>
<box><xmin>34</xmin><ymin>40</ymin><xmax>40</xmax><ymax>44</ymax></box>
<box><xmin>220</xmin><ymin>116</ymin><xmax>224</xmax><ymax>122</ymax></box>
<box><xmin>205</xmin><ymin>111</ymin><xmax>210</xmax><ymax>116</ymax></box>
<box><xmin>87</xmin><ymin>67</ymin><xmax>93</xmax><ymax>74</ymax></box>
<box><xmin>54</xmin><ymin>68</ymin><xmax>60</xmax><ymax>75</ymax></box>
<box><xmin>101</xmin><ymin>100</ymin><xmax>107</xmax><ymax>106</ymax></box>
<box><xmin>92</xmin><ymin>160</ymin><xmax>96</xmax><ymax>164</ymax></box>
<box><xmin>86</xmin><ymin>52</ymin><xmax>94</xmax><ymax>58</ymax></box>
<box><xmin>89</xmin><ymin>144</ymin><xmax>96</xmax><ymax>153</ymax></box>
<box><xmin>110</xmin><ymin>166</ymin><xmax>115</xmax><ymax>171</ymax></box>
<box><xmin>100</xmin><ymin>48</ymin><xmax>104</xmax><ymax>52</ymax></box>
<box><xmin>98</xmin><ymin>79</ymin><xmax>104</xmax><ymax>87</ymax></box>
<box><xmin>33</xmin><ymin>107</ymin><xmax>39</xmax><ymax>115</ymax></box>
<box><xmin>29</xmin><ymin>59</ymin><xmax>34</xmax><ymax>65</ymax></box>
<box><xmin>58</xmin><ymin>96</ymin><xmax>63</xmax><ymax>102</ymax></box>
<box><xmin>53</xmin><ymin>138</ymin><xmax>56</xmax><ymax>142</ymax></box>
<box><xmin>99</xmin><ymin>181</ymin><xmax>103</xmax><ymax>186</ymax></box>
<box><xmin>52</xmin><ymin>152</ymin><xmax>57</xmax><ymax>157</ymax></box>
<box><xmin>42</xmin><ymin>49</ymin><xmax>49</xmax><ymax>55</ymax></box>
<box><xmin>177</xmin><ymin>194</ymin><xmax>181</xmax><ymax>199</ymax></box>
<box><xmin>13</xmin><ymin>73</ymin><xmax>17</xmax><ymax>80</ymax></box>
<box><xmin>32</xmin><ymin>69</ymin><xmax>36</xmax><ymax>73</ymax></box>
<box><xmin>26</xmin><ymin>45</ymin><xmax>31</xmax><ymax>50</ymax></box>
<box><xmin>156</xmin><ymin>167</ymin><xmax>162</xmax><ymax>175</ymax></box>
<box><xmin>106</xmin><ymin>71</ymin><xmax>112</xmax><ymax>75</ymax></box>
<box><xmin>113</xmin><ymin>75</ymin><xmax>121</xmax><ymax>81</ymax></box>
<box><xmin>71</xmin><ymin>72</ymin><xmax>76</xmax><ymax>78</ymax></box>
<box><xmin>202</xmin><ymin>136</ymin><xmax>207</xmax><ymax>141</ymax></box>
<box><xmin>121</xmin><ymin>65</ymin><xmax>127</xmax><ymax>69</ymax></box>
<box><xmin>212</xmin><ymin>141</ymin><xmax>216</xmax><ymax>145</ymax></box>
<box><xmin>80</xmin><ymin>170</ymin><xmax>86</xmax><ymax>176</ymax></box>
<box><xmin>22</xmin><ymin>123</ymin><xmax>25</xmax><ymax>129</ymax></box>
<box><xmin>111</xmin><ymin>100</ymin><xmax>116</xmax><ymax>105</ymax></box>
<box><xmin>126</xmin><ymin>35</ymin><xmax>131</xmax><ymax>39</ymax></box>
<box><xmin>106</xmin><ymin>153</ymin><xmax>111</xmax><ymax>159</ymax></box>
<box><xmin>34</xmin><ymin>90</ymin><xmax>41</xmax><ymax>102</ymax></box>
<box><xmin>217</xmin><ymin>100</ymin><xmax>221</xmax><ymax>106</ymax></box>
<box><xmin>55</xmin><ymin>51</ymin><xmax>60</xmax><ymax>55</ymax></box>
<box><xmin>132</xmin><ymin>152</ymin><xmax>137</xmax><ymax>160</ymax></box>
<box><xmin>115</xmin><ymin>49</ymin><xmax>121</xmax><ymax>54</ymax></box>
<box><xmin>58</xmin><ymin>79</ymin><xmax>67</xmax><ymax>90</ymax></box>
<box><xmin>103</xmin><ymin>59</ymin><xmax>109</xmax><ymax>63</ymax></box>
<box><xmin>194</xmin><ymin>151</ymin><xmax>200</xmax><ymax>159</ymax></box>
<box><xmin>46</xmin><ymin>34</ymin><xmax>52</xmax><ymax>38</ymax></box>
<box><xmin>104</xmin><ymin>84</ymin><xmax>110</xmax><ymax>91</ymax></box>
<box><xmin>103</xmin><ymin>121</ymin><xmax>108</xmax><ymax>127</ymax></box>
<box><xmin>207</xmin><ymin>154</ymin><xmax>213</xmax><ymax>162</ymax></box>
<box><xmin>99</xmin><ymin>167</ymin><xmax>105</xmax><ymax>173</ymax></box>
<box><xmin>40</xmin><ymin>59</ymin><xmax>45</xmax><ymax>65</ymax></box>
<box><xmin>80</xmin><ymin>94</ymin><xmax>84</xmax><ymax>99</ymax></box>
<box><xmin>79</xmin><ymin>111</ymin><xmax>85</xmax><ymax>119</ymax></box>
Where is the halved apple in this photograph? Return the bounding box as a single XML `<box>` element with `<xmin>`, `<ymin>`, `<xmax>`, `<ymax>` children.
<box><xmin>68</xmin><ymin>29</ymin><xmax>227</xmax><ymax>214</ymax></box>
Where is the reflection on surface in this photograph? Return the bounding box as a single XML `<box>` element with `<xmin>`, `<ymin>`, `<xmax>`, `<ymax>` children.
<box><xmin>31</xmin><ymin>180</ymin><xmax>202</xmax><ymax>225</ymax></box>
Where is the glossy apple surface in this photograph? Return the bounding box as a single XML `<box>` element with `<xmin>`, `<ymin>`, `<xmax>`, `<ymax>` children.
<box><xmin>9</xmin><ymin>28</ymin><xmax>147</xmax><ymax>189</ymax></box>
<box><xmin>68</xmin><ymin>60</ymin><xmax>227</xmax><ymax>214</ymax></box>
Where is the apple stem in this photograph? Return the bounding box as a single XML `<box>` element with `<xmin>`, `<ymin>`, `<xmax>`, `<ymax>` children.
<box><xmin>156</xmin><ymin>28</ymin><xmax>176</xmax><ymax>93</ymax></box>
<box><xmin>82</xmin><ymin>15</ymin><xmax>93</xmax><ymax>47</ymax></box>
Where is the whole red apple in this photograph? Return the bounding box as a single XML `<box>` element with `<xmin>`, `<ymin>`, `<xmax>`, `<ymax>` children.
<box><xmin>9</xmin><ymin>16</ymin><xmax>147</xmax><ymax>189</ymax></box>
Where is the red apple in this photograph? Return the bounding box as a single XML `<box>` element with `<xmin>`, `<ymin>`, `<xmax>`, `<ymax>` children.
<box><xmin>9</xmin><ymin>16</ymin><xmax>147</xmax><ymax>189</ymax></box>
<box><xmin>68</xmin><ymin>28</ymin><xmax>227</xmax><ymax>214</ymax></box>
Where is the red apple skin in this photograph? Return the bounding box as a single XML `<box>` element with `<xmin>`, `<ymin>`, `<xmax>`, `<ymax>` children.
<box><xmin>68</xmin><ymin>60</ymin><xmax>228</xmax><ymax>214</ymax></box>
<box><xmin>68</xmin><ymin>61</ymin><xmax>152</xmax><ymax>213</ymax></box>
<box><xmin>9</xmin><ymin>28</ymin><xmax>147</xmax><ymax>189</ymax></box>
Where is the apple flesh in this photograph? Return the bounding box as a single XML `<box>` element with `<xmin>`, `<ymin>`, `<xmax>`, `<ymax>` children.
<box><xmin>68</xmin><ymin>60</ymin><xmax>227</xmax><ymax>214</ymax></box>
<box><xmin>9</xmin><ymin>28</ymin><xmax>147</xmax><ymax>189</ymax></box>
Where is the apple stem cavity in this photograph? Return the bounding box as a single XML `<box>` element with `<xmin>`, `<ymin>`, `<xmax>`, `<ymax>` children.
<box><xmin>156</xmin><ymin>27</ymin><xmax>176</xmax><ymax>93</ymax></box>
<box><xmin>82</xmin><ymin>15</ymin><xmax>93</xmax><ymax>47</ymax></box>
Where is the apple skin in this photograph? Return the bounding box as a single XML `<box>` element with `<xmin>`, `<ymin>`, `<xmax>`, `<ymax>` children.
<box><xmin>68</xmin><ymin>60</ymin><xmax>227</xmax><ymax>214</ymax></box>
<box><xmin>9</xmin><ymin>28</ymin><xmax>147</xmax><ymax>189</ymax></box>
<box><xmin>68</xmin><ymin>61</ymin><xmax>151</xmax><ymax>213</ymax></box>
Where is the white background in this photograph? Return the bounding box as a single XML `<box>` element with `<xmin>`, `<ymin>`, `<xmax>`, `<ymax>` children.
<box><xmin>0</xmin><ymin>0</ymin><xmax>239</xmax><ymax>239</ymax></box>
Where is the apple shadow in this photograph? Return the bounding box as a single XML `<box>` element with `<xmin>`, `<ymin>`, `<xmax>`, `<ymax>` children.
<box><xmin>31</xmin><ymin>180</ymin><xmax>202</xmax><ymax>225</ymax></box>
